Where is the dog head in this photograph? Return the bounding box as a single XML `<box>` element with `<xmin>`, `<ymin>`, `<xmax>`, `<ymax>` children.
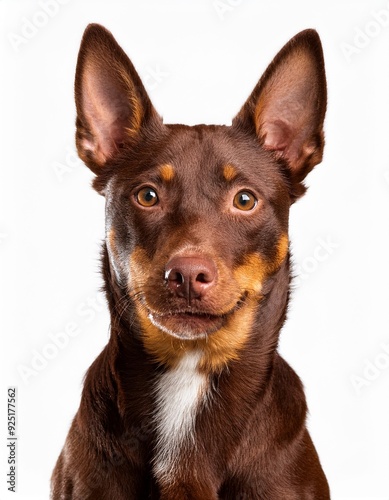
<box><xmin>75</xmin><ymin>25</ymin><xmax>326</xmax><ymax>369</ymax></box>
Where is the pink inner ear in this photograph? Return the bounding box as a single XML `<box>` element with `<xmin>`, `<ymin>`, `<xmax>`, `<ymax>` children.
<box><xmin>75</xmin><ymin>24</ymin><xmax>163</xmax><ymax>173</ymax></box>
<box><xmin>262</xmin><ymin>120</ymin><xmax>292</xmax><ymax>152</ymax></box>
<box><xmin>81</xmin><ymin>68</ymin><xmax>131</xmax><ymax>163</ymax></box>
<box><xmin>252</xmin><ymin>45</ymin><xmax>325</xmax><ymax>174</ymax></box>
<box><xmin>261</xmin><ymin>116</ymin><xmax>314</xmax><ymax>167</ymax></box>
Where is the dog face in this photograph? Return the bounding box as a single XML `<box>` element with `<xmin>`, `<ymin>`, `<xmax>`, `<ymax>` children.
<box><xmin>75</xmin><ymin>25</ymin><xmax>326</xmax><ymax>368</ymax></box>
<box><xmin>103</xmin><ymin>125</ymin><xmax>291</xmax><ymax>367</ymax></box>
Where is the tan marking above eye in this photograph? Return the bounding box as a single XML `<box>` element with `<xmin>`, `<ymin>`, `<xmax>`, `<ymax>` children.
<box><xmin>223</xmin><ymin>164</ymin><xmax>238</xmax><ymax>182</ymax></box>
<box><xmin>159</xmin><ymin>164</ymin><xmax>175</xmax><ymax>182</ymax></box>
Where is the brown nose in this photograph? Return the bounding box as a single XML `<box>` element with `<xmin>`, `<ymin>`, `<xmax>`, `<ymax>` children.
<box><xmin>165</xmin><ymin>256</ymin><xmax>217</xmax><ymax>302</ymax></box>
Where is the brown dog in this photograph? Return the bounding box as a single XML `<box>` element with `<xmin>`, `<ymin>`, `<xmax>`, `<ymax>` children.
<box><xmin>51</xmin><ymin>24</ymin><xmax>330</xmax><ymax>499</ymax></box>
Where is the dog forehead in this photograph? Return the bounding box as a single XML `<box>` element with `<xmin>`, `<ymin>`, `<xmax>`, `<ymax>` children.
<box><xmin>108</xmin><ymin>123</ymin><xmax>288</xmax><ymax>210</ymax></box>
<box><xmin>161</xmin><ymin>124</ymin><xmax>281</xmax><ymax>185</ymax></box>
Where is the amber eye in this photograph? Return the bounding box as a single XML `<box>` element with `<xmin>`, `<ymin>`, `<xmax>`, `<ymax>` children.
<box><xmin>136</xmin><ymin>187</ymin><xmax>158</xmax><ymax>207</ymax></box>
<box><xmin>233</xmin><ymin>191</ymin><xmax>257</xmax><ymax>211</ymax></box>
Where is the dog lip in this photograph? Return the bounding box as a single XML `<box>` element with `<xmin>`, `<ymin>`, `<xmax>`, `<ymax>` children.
<box><xmin>158</xmin><ymin>310</ymin><xmax>225</xmax><ymax>319</ymax></box>
<box><xmin>149</xmin><ymin>294</ymin><xmax>246</xmax><ymax>322</ymax></box>
<box><xmin>148</xmin><ymin>311</ymin><xmax>226</xmax><ymax>340</ymax></box>
<box><xmin>146</xmin><ymin>296</ymin><xmax>246</xmax><ymax>340</ymax></box>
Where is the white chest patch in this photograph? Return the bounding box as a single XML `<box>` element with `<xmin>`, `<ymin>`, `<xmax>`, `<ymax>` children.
<box><xmin>153</xmin><ymin>350</ymin><xmax>208</xmax><ymax>481</ymax></box>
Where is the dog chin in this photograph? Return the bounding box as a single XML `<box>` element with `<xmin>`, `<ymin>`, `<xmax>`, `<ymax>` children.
<box><xmin>147</xmin><ymin>311</ymin><xmax>226</xmax><ymax>340</ymax></box>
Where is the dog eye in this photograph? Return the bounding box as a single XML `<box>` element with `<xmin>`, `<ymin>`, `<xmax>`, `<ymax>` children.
<box><xmin>233</xmin><ymin>191</ymin><xmax>257</xmax><ymax>211</ymax></box>
<box><xmin>136</xmin><ymin>187</ymin><xmax>159</xmax><ymax>207</ymax></box>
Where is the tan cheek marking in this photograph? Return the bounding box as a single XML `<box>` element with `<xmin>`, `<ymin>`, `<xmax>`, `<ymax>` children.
<box><xmin>129</xmin><ymin>247</ymin><xmax>153</xmax><ymax>287</ymax></box>
<box><xmin>107</xmin><ymin>228</ymin><xmax>123</xmax><ymax>277</ymax></box>
<box><xmin>159</xmin><ymin>164</ymin><xmax>175</xmax><ymax>182</ymax></box>
<box><xmin>234</xmin><ymin>254</ymin><xmax>266</xmax><ymax>296</ymax></box>
<box><xmin>233</xmin><ymin>233</ymin><xmax>289</xmax><ymax>294</ymax></box>
<box><xmin>197</xmin><ymin>234</ymin><xmax>289</xmax><ymax>371</ymax></box>
<box><xmin>197</xmin><ymin>254</ymin><xmax>268</xmax><ymax>372</ymax></box>
<box><xmin>274</xmin><ymin>233</ymin><xmax>289</xmax><ymax>268</ymax></box>
<box><xmin>136</xmin><ymin>308</ymin><xmax>192</xmax><ymax>368</ymax></box>
<box><xmin>199</xmin><ymin>300</ymin><xmax>257</xmax><ymax>372</ymax></box>
<box><xmin>107</xmin><ymin>228</ymin><xmax>117</xmax><ymax>255</ymax></box>
<box><xmin>223</xmin><ymin>164</ymin><xmax>238</xmax><ymax>182</ymax></box>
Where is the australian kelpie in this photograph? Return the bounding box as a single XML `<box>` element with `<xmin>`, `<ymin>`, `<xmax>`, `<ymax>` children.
<box><xmin>51</xmin><ymin>24</ymin><xmax>330</xmax><ymax>499</ymax></box>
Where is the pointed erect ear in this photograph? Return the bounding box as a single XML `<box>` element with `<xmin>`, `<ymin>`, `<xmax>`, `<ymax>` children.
<box><xmin>75</xmin><ymin>24</ymin><xmax>162</xmax><ymax>174</ymax></box>
<box><xmin>233</xmin><ymin>29</ymin><xmax>327</xmax><ymax>200</ymax></box>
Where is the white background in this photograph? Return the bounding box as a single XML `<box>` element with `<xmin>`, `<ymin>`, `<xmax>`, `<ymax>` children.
<box><xmin>1</xmin><ymin>0</ymin><xmax>389</xmax><ymax>498</ymax></box>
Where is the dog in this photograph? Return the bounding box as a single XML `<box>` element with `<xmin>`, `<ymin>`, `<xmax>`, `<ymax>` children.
<box><xmin>51</xmin><ymin>24</ymin><xmax>330</xmax><ymax>499</ymax></box>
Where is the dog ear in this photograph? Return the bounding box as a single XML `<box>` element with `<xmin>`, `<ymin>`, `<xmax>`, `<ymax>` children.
<box><xmin>75</xmin><ymin>24</ymin><xmax>162</xmax><ymax>174</ymax></box>
<box><xmin>233</xmin><ymin>29</ymin><xmax>327</xmax><ymax>200</ymax></box>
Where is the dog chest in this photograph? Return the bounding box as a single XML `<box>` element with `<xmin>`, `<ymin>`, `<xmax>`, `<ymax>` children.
<box><xmin>152</xmin><ymin>350</ymin><xmax>208</xmax><ymax>481</ymax></box>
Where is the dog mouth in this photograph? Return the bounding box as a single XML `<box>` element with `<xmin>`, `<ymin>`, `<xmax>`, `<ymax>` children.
<box><xmin>148</xmin><ymin>311</ymin><xmax>225</xmax><ymax>340</ymax></box>
<box><xmin>146</xmin><ymin>298</ymin><xmax>245</xmax><ymax>341</ymax></box>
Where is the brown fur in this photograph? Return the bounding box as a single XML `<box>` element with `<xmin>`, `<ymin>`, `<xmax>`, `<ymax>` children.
<box><xmin>51</xmin><ymin>24</ymin><xmax>330</xmax><ymax>499</ymax></box>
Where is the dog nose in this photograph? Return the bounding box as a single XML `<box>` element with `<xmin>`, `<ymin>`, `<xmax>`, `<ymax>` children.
<box><xmin>165</xmin><ymin>256</ymin><xmax>217</xmax><ymax>302</ymax></box>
